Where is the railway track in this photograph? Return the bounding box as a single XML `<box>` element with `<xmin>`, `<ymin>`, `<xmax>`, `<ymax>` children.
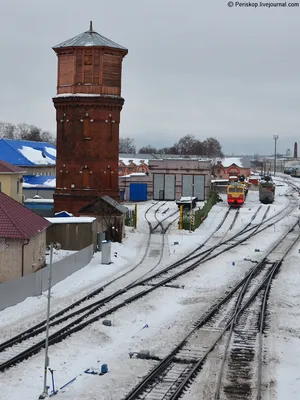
<box><xmin>0</xmin><ymin>203</ymin><xmax>179</xmax><ymax>371</ymax></box>
<box><xmin>0</xmin><ymin>195</ymin><xmax>297</xmax><ymax>373</ymax></box>
<box><xmin>122</xmin><ymin>218</ymin><xmax>300</xmax><ymax>400</ymax></box>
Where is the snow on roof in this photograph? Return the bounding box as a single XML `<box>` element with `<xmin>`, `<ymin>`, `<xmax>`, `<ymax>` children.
<box><xmin>19</xmin><ymin>146</ymin><xmax>55</xmax><ymax>165</ymax></box>
<box><xmin>119</xmin><ymin>158</ymin><xmax>149</xmax><ymax>166</ymax></box>
<box><xmin>23</xmin><ymin>175</ymin><xmax>56</xmax><ymax>188</ymax></box>
<box><xmin>0</xmin><ymin>139</ymin><xmax>56</xmax><ymax>166</ymax></box>
<box><xmin>46</xmin><ymin>217</ymin><xmax>96</xmax><ymax>224</ymax></box>
<box><xmin>45</xmin><ymin>147</ymin><xmax>56</xmax><ymax>157</ymax></box>
<box><xmin>120</xmin><ymin>172</ymin><xmax>147</xmax><ymax>178</ymax></box>
<box><xmin>222</xmin><ymin>157</ymin><xmax>243</xmax><ymax>167</ymax></box>
<box><xmin>54</xmin><ymin>93</ymin><xmax>121</xmax><ymax>98</ymax></box>
<box><xmin>24</xmin><ymin>198</ymin><xmax>54</xmax><ymax>203</ymax></box>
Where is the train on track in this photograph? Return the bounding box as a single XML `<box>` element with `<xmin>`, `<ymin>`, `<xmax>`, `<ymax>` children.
<box><xmin>229</xmin><ymin>175</ymin><xmax>249</xmax><ymax>194</ymax></box>
<box><xmin>259</xmin><ymin>175</ymin><xmax>275</xmax><ymax>204</ymax></box>
<box><xmin>227</xmin><ymin>182</ymin><xmax>246</xmax><ymax>207</ymax></box>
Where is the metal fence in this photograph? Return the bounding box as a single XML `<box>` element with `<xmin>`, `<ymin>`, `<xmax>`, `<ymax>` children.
<box><xmin>0</xmin><ymin>245</ymin><xmax>93</xmax><ymax>312</ymax></box>
<box><xmin>182</xmin><ymin>191</ymin><xmax>218</xmax><ymax>231</ymax></box>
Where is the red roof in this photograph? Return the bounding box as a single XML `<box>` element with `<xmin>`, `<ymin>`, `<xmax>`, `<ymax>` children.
<box><xmin>0</xmin><ymin>191</ymin><xmax>51</xmax><ymax>239</ymax></box>
<box><xmin>0</xmin><ymin>159</ymin><xmax>26</xmax><ymax>173</ymax></box>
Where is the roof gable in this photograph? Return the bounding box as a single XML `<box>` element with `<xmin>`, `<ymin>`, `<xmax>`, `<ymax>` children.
<box><xmin>0</xmin><ymin>159</ymin><xmax>26</xmax><ymax>174</ymax></box>
<box><xmin>0</xmin><ymin>139</ymin><xmax>56</xmax><ymax>166</ymax></box>
<box><xmin>79</xmin><ymin>196</ymin><xmax>128</xmax><ymax>215</ymax></box>
<box><xmin>0</xmin><ymin>191</ymin><xmax>51</xmax><ymax>239</ymax></box>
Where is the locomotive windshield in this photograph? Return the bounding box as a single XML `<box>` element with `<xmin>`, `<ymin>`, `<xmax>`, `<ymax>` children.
<box><xmin>228</xmin><ymin>187</ymin><xmax>243</xmax><ymax>193</ymax></box>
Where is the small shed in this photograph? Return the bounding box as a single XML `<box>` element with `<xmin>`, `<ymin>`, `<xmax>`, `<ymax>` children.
<box><xmin>45</xmin><ymin>216</ymin><xmax>97</xmax><ymax>251</ymax></box>
<box><xmin>79</xmin><ymin>195</ymin><xmax>128</xmax><ymax>242</ymax></box>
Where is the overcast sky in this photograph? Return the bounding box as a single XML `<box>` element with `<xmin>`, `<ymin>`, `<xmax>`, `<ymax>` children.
<box><xmin>0</xmin><ymin>0</ymin><xmax>299</xmax><ymax>156</ymax></box>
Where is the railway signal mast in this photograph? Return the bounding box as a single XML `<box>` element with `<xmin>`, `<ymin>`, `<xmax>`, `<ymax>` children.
<box><xmin>273</xmin><ymin>134</ymin><xmax>279</xmax><ymax>176</ymax></box>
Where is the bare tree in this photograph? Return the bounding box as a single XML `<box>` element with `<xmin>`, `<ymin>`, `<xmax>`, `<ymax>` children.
<box><xmin>0</xmin><ymin>122</ymin><xmax>16</xmax><ymax>139</ymax></box>
<box><xmin>176</xmin><ymin>134</ymin><xmax>197</xmax><ymax>155</ymax></box>
<box><xmin>138</xmin><ymin>145</ymin><xmax>159</xmax><ymax>154</ymax></box>
<box><xmin>41</xmin><ymin>130</ymin><xmax>56</xmax><ymax>145</ymax></box>
<box><xmin>156</xmin><ymin>135</ymin><xmax>223</xmax><ymax>157</ymax></box>
<box><xmin>203</xmin><ymin>137</ymin><xmax>224</xmax><ymax>158</ymax></box>
<box><xmin>119</xmin><ymin>137</ymin><xmax>136</xmax><ymax>154</ymax></box>
<box><xmin>15</xmin><ymin>123</ymin><xmax>32</xmax><ymax>140</ymax></box>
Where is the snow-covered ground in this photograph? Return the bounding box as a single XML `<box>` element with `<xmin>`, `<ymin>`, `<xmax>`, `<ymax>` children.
<box><xmin>0</xmin><ymin>175</ymin><xmax>300</xmax><ymax>399</ymax></box>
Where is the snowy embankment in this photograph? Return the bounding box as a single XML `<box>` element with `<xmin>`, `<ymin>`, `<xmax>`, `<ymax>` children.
<box><xmin>0</xmin><ymin>178</ymin><xmax>300</xmax><ymax>399</ymax></box>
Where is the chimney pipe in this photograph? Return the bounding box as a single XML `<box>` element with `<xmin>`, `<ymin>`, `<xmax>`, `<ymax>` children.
<box><xmin>294</xmin><ymin>142</ymin><xmax>298</xmax><ymax>159</ymax></box>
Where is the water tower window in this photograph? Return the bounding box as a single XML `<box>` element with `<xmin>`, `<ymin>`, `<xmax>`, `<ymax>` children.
<box><xmin>84</xmin><ymin>53</ymin><xmax>93</xmax><ymax>83</ymax></box>
<box><xmin>84</xmin><ymin>55</ymin><xmax>92</xmax><ymax>65</ymax></box>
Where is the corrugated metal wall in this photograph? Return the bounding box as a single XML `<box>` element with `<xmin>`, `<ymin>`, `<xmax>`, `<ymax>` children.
<box><xmin>194</xmin><ymin>175</ymin><xmax>205</xmax><ymax>200</ymax></box>
<box><xmin>129</xmin><ymin>183</ymin><xmax>148</xmax><ymax>201</ymax></box>
<box><xmin>182</xmin><ymin>175</ymin><xmax>205</xmax><ymax>200</ymax></box>
<box><xmin>164</xmin><ymin>175</ymin><xmax>175</xmax><ymax>200</ymax></box>
<box><xmin>182</xmin><ymin>175</ymin><xmax>193</xmax><ymax>197</ymax></box>
<box><xmin>153</xmin><ymin>174</ymin><xmax>164</xmax><ymax>200</ymax></box>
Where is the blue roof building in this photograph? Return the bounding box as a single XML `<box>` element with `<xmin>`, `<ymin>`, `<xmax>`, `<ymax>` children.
<box><xmin>0</xmin><ymin>139</ymin><xmax>56</xmax><ymax>167</ymax></box>
<box><xmin>23</xmin><ymin>175</ymin><xmax>56</xmax><ymax>188</ymax></box>
<box><xmin>22</xmin><ymin>175</ymin><xmax>56</xmax><ymax>201</ymax></box>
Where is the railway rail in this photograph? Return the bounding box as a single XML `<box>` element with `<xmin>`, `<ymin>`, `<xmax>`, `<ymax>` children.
<box><xmin>122</xmin><ymin>218</ymin><xmax>300</xmax><ymax>400</ymax></box>
<box><xmin>0</xmin><ymin>191</ymin><xmax>298</xmax><ymax>373</ymax></box>
<box><xmin>0</xmin><ymin>202</ymin><xmax>179</xmax><ymax>371</ymax></box>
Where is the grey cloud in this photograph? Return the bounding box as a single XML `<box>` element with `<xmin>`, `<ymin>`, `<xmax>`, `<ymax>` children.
<box><xmin>0</xmin><ymin>0</ymin><xmax>299</xmax><ymax>155</ymax></box>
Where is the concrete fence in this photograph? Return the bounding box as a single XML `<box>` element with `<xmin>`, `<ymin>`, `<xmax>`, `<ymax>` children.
<box><xmin>0</xmin><ymin>244</ymin><xmax>93</xmax><ymax>312</ymax></box>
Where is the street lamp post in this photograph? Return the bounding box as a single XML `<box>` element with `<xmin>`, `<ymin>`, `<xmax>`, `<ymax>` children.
<box><xmin>273</xmin><ymin>135</ymin><xmax>279</xmax><ymax>176</ymax></box>
<box><xmin>39</xmin><ymin>242</ymin><xmax>54</xmax><ymax>399</ymax></box>
<box><xmin>189</xmin><ymin>183</ymin><xmax>194</xmax><ymax>232</ymax></box>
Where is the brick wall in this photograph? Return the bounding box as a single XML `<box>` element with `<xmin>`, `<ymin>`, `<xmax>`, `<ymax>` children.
<box><xmin>53</xmin><ymin>96</ymin><xmax>123</xmax><ymax>214</ymax></box>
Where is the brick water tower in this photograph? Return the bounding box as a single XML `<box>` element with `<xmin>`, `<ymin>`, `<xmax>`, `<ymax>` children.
<box><xmin>52</xmin><ymin>22</ymin><xmax>128</xmax><ymax>215</ymax></box>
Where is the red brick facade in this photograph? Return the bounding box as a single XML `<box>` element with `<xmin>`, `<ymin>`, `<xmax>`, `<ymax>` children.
<box><xmin>118</xmin><ymin>159</ymin><xmax>149</xmax><ymax>176</ymax></box>
<box><xmin>52</xmin><ymin>26</ymin><xmax>128</xmax><ymax>215</ymax></box>
<box><xmin>213</xmin><ymin>161</ymin><xmax>250</xmax><ymax>180</ymax></box>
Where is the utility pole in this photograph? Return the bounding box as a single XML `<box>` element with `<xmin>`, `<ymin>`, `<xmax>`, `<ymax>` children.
<box><xmin>273</xmin><ymin>135</ymin><xmax>279</xmax><ymax>176</ymax></box>
<box><xmin>39</xmin><ymin>242</ymin><xmax>54</xmax><ymax>399</ymax></box>
<box><xmin>189</xmin><ymin>183</ymin><xmax>194</xmax><ymax>232</ymax></box>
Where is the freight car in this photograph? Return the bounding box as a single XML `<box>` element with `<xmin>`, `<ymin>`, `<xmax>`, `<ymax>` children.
<box><xmin>259</xmin><ymin>176</ymin><xmax>275</xmax><ymax>204</ymax></box>
<box><xmin>227</xmin><ymin>182</ymin><xmax>245</xmax><ymax>207</ymax></box>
